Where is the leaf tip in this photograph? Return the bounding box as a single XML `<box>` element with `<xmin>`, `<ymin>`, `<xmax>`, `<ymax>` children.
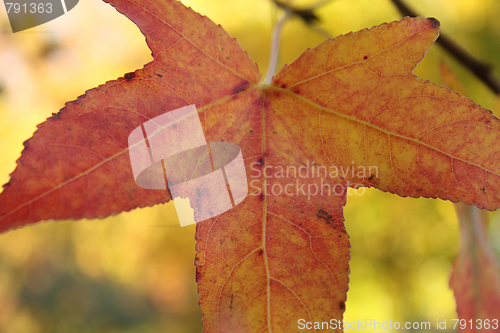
<box><xmin>427</xmin><ymin>17</ymin><xmax>440</xmax><ymax>30</ymax></box>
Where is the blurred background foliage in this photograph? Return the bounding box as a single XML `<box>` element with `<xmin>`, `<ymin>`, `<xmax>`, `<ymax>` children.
<box><xmin>0</xmin><ymin>0</ymin><xmax>500</xmax><ymax>332</ymax></box>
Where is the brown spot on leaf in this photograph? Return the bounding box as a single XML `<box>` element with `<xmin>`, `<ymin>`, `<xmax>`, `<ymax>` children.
<box><xmin>317</xmin><ymin>209</ymin><xmax>338</xmax><ymax>228</ymax></box>
<box><xmin>196</xmin><ymin>268</ymin><xmax>202</xmax><ymax>283</ymax></box>
<box><xmin>363</xmin><ymin>55</ymin><xmax>368</xmax><ymax>60</ymax></box>
<box><xmin>339</xmin><ymin>301</ymin><xmax>345</xmax><ymax>310</ymax></box>
<box><xmin>232</xmin><ymin>81</ymin><xmax>249</xmax><ymax>94</ymax></box>
<box><xmin>124</xmin><ymin>72</ymin><xmax>135</xmax><ymax>80</ymax></box>
<box><xmin>427</xmin><ymin>17</ymin><xmax>440</xmax><ymax>29</ymax></box>
<box><xmin>317</xmin><ymin>209</ymin><xmax>328</xmax><ymax>219</ymax></box>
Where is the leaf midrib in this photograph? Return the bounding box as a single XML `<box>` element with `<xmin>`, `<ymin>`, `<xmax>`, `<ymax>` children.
<box><xmin>267</xmin><ymin>85</ymin><xmax>499</xmax><ymax>178</ymax></box>
<box><xmin>133</xmin><ymin>0</ymin><xmax>260</xmax><ymax>85</ymax></box>
<box><xmin>0</xmin><ymin>87</ymin><xmax>259</xmax><ymax>222</ymax></box>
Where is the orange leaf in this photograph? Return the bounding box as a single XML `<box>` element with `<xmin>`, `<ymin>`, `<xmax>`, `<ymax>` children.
<box><xmin>440</xmin><ymin>60</ymin><xmax>468</xmax><ymax>96</ymax></box>
<box><xmin>2</xmin><ymin>0</ymin><xmax>500</xmax><ymax>332</ymax></box>
<box><xmin>0</xmin><ymin>0</ymin><xmax>259</xmax><ymax>231</ymax></box>
<box><xmin>440</xmin><ymin>61</ymin><xmax>500</xmax><ymax>330</ymax></box>
<box><xmin>272</xmin><ymin>18</ymin><xmax>500</xmax><ymax>211</ymax></box>
<box><xmin>451</xmin><ymin>203</ymin><xmax>500</xmax><ymax>332</ymax></box>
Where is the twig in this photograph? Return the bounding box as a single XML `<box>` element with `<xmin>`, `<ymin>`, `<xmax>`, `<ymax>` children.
<box><xmin>273</xmin><ymin>0</ymin><xmax>335</xmax><ymax>34</ymax></box>
<box><xmin>273</xmin><ymin>0</ymin><xmax>320</xmax><ymax>24</ymax></box>
<box><xmin>391</xmin><ymin>0</ymin><xmax>500</xmax><ymax>95</ymax></box>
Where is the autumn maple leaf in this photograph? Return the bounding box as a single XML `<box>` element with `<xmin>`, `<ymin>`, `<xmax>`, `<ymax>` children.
<box><xmin>2</xmin><ymin>0</ymin><xmax>500</xmax><ymax>332</ymax></box>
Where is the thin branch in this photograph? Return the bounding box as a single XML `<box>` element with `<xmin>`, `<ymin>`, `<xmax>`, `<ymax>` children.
<box><xmin>273</xmin><ymin>0</ymin><xmax>336</xmax><ymax>26</ymax></box>
<box><xmin>273</xmin><ymin>0</ymin><xmax>320</xmax><ymax>24</ymax></box>
<box><xmin>391</xmin><ymin>0</ymin><xmax>500</xmax><ymax>95</ymax></box>
<box><xmin>263</xmin><ymin>10</ymin><xmax>292</xmax><ymax>84</ymax></box>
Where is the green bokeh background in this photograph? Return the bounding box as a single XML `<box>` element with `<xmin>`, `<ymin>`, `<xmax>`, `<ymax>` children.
<box><xmin>1</xmin><ymin>0</ymin><xmax>500</xmax><ymax>332</ymax></box>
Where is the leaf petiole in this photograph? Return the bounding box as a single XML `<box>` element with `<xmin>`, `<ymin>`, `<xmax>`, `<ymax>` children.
<box><xmin>262</xmin><ymin>10</ymin><xmax>292</xmax><ymax>85</ymax></box>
